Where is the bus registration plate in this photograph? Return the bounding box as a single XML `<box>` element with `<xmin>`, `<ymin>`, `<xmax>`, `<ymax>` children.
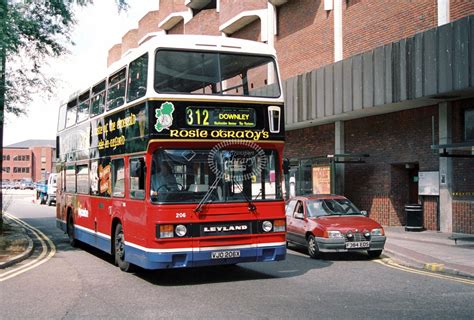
<box><xmin>345</xmin><ymin>241</ymin><xmax>370</xmax><ymax>249</ymax></box>
<box><xmin>211</xmin><ymin>250</ymin><xmax>241</xmax><ymax>259</ymax></box>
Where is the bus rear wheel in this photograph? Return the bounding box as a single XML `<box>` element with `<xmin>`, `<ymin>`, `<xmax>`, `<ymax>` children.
<box><xmin>114</xmin><ymin>224</ymin><xmax>133</xmax><ymax>272</ymax></box>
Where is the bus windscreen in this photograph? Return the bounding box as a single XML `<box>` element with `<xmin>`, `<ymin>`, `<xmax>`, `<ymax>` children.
<box><xmin>150</xmin><ymin>149</ymin><xmax>282</xmax><ymax>203</ymax></box>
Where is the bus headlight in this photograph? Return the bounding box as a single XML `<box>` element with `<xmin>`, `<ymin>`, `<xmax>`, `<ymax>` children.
<box><xmin>262</xmin><ymin>221</ymin><xmax>273</xmax><ymax>232</ymax></box>
<box><xmin>175</xmin><ymin>224</ymin><xmax>187</xmax><ymax>237</ymax></box>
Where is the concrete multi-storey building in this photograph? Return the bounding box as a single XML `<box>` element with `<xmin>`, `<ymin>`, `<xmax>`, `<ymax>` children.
<box><xmin>2</xmin><ymin>140</ymin><xmax>56</xmax><ymax>183</ymax></box>
<box><xmin>105</xmin><ymin>0</ymin><xmax>474</xmax><ymax>234</ymax></box>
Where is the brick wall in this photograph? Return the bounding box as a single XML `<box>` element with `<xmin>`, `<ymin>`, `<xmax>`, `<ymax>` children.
<box><xmin>284</xmin><ymin>123</ymin><xmax>335</xmax><ymax>159</ymax></box>
<box><xmin>453</xmin><ymin>201</ymin><xmax>474</xmax><ymax>234</ymax></box>
<box><xmin>343</xmin><ymin>0</ymin><xmax>437</xmax><ymax>59</ymax></box>
<box><xmin>344</xmin><ymin>106</ymin><xmax>439</xmax><ymax>226</ymax></box>
<box><xmin>230</xmin><ymin>19</ymin><xmax>261</xmax><ymax>41</ymax></box>
<box><xmin>2</xmin><ymin>149</ymin><xmax>33</xmax><ymax>182</ymax></box>
<box><xmin>137</xmin><ymin>11</ymin><xmax>161</xmax><ymax>42</ymax></box>
<box><xmin>219</xmin><ymin>0</ymin><xmax>267</xmax><ymax>25</ymax></box>
<box><xmin>121</xmin><ymin>29</ymin><xmax>138</xmax><ymax>56</ymax></box>
<box><xmin>451</xmin><ymin>98</ymin><xmax>474</xmax><ymax>200</ymax></box>
<box><xmin>276</xmin><ymin>0</ymin><xmax>334</xmax><ymax>80</ymax></box>
<box><xmin>185</xmin><ymin>9</ymin><xmax>220</xmax><ymax>35</ymax></box>
<box><xmin>107</xmin><ymin>44</ymin><xmax>122</xmax><ymax>67</ymax></box>
<box><xmin>450</xmin><ymin>1</ymin><xmax>474</xmax><ymax>22</ymax></box>
<box><xmin>168</xmin><ymin>20</ymin><xmax>184</xmax><ymax>34</ymax></box>
<box><xmin>423</xmin><ymin>196</ymin><xmax>438</xmax><ymax>231</ymax></box>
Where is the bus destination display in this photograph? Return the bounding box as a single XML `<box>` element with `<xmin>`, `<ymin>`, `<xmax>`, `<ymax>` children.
<box><xmin>186</xmin><ymin>107</ymin><xmax>256</xmax><ymax>128</ymax></box>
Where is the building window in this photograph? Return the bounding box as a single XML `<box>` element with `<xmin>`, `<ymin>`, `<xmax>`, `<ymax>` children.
<box><xmin>3</xmin><ymin>155</ymin><xmax>10</xmax><ymax>161</ymax></box>
<box><xmin>465</xmin><ymin>108</ymin><xmax>474</xmax><ymax>141</ymax></box>
<box><xmin>3</xmin><ymin>167</ymin><xmax>10</xmax><ymax>173</ymax></box>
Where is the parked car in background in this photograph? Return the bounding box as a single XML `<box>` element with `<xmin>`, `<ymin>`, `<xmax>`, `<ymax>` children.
<box><xmin>20</xmin><ymin>178</ymin><xmax>35</xmax><ymax>190</ymax></box>
<box><xmin>286</xmin><ymin>194</ymin><xmax>386</xmax><ymax>259</ymax></box>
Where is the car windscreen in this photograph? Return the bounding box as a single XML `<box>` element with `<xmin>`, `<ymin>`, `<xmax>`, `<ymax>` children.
<box><xmin>154</xmin><ymin>50</ymin><xmax>280</xmax><ymax>98</ymax></box>
<box><xmin>306</xmin><ymin>199</ymin><xmax>361</xmax><ymax>217</ymax></box>
<box><xmin>150</xmin><ymin>148</ymin><xmax>282</xmax><ymax>204</ymax></box>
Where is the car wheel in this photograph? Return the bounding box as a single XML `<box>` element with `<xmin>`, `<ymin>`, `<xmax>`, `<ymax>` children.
<box><xmin>67</xmin><ymin>214</ymin><xmax>78</xmax><ymax>248</ymax></box>
<box><xmin>367</xmin><ymin>250</ymin><xmax>383</xmax><ymax>259</ymax></box>
<box><xmin>114</xmin><ymin>224</ymin><xmax>133</xmax><ymax>272</ymax></box>
<box><xmin>307</xmin><ymin>235</ymin><xmax>321</xmax><ymax>259</ymax></box>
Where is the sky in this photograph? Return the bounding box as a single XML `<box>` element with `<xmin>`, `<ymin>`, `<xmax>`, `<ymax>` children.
<box><xmin>3</xmin><ymin>0</ymin><xmax>158</xmax><ymax>146</ymax></box>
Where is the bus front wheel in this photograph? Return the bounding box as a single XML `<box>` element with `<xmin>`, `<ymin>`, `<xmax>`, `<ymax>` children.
<box><xmin>114</xmin><ymin>224</ymin><xmax>133</xmax><ymax>272</ymax></box>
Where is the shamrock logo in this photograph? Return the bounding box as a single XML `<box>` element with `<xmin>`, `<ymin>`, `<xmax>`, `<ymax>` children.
<box><xmin>154</xmin><ymin>102</ymin><xmax>175</xmax><ymax>132</ymax></box>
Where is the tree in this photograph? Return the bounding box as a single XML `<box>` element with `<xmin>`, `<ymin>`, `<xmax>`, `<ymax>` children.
<box><xmin>0</xmin><ymin>0</ymin><xmax>128</xmax><ymax>231</ymax></box>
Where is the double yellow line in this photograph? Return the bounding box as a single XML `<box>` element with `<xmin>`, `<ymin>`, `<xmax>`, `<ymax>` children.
<box><xmin>0</xmin><ymin>213</ymin><xmax>56</xmax><ymax>282</ymax></box>
<box><xmin>374</xmin><ymin>258</ymin><xmax>474</xmax><ymax>286</ymax></box>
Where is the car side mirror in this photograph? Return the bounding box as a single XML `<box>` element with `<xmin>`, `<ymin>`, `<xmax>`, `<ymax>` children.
<box><xmin>361</xmin><ymin>210</ymin><xmax>368</xmax><ymax>216</ymax></box>
<box><xmin>294</xmin><ymin>212</ymin><xmax>305</xmax><ymax>219</ymax></box>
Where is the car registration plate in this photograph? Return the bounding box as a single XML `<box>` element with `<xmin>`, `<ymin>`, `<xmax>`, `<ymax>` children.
<box><xmin>211</xmin><ymin>250</ymin><xmax>241</xmax><ymax>259</ymax></box>
<box><xmin>345</xmin><ymin>241</ymin><xmax>370</xmax><ymax>249</ymax></box>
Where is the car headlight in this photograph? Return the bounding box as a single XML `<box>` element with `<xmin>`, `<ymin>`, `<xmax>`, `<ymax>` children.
<box><xmin>175</xmin><ymin>224</ymin><xmax>187</xmax><ymax>237</ymax></box>
<box><xmin>371</xmin><ymin>228</ymin><xmax>384</xmax><ymax>236</ymax></box>
<box><xmin>262</xmin><ymin>221</ymin><xmax>273</xmax><ymax>232</ymax></box>
<box><xmin>327</xmin><ymin>230</ymin><xmax>344</xmax><ymax>238</ymax></box>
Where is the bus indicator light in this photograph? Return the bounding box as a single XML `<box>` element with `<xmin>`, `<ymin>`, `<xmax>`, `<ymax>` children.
<box><xmin>273</xmin><ymin>220</ymin><xmax>286</xmax><ymax>232</ymax></box>
<box><xmin>159</xmin><ymin>225</ymin><xmax>174</xmax><ymax>238</ymax></box>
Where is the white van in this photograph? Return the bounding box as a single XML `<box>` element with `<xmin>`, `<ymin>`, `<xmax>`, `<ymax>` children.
<box><xmin>46</xmin><ymin>173</ymin><xmax>57</xmax><ymax>206</ymax></box>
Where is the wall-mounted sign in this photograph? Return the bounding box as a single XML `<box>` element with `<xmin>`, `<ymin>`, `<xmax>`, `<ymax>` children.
<box><xmin>312</xmin><ymin>165</ymin><xmax>331</xmax><ymax>194</ymax></box>
<box><xmin>419</xmin><ymin>171</ymin><xmax>439</xmax><ymax>196</ymax></box>
<box><xmin>186</xmin><ymin>107</ymin><xmax>256</xmax><ymax>128</ymax></box>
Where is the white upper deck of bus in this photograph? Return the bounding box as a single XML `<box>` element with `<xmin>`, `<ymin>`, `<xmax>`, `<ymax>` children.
<box><xmin>59</xmin><ymin>35</ymin><xmax>283</xmax><ymax>132</ymax></box>
<box><xmin>109</xmin><ymin>34</ymin><xmax>278</xmax><ymax>73</ymax></box>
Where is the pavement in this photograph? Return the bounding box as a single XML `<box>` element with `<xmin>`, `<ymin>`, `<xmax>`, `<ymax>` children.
<box><xmin>0</xmin><ymin>213</ymin><xmax>34</xmax><ymax>269</ymax></box>
<box><xmin>383</xmin><ymin>226</ymin><xmax>474</xmax><ymax>278</ymax></box>
<box><xmin>1</xmin><ymin>203</ymin><xmax>473</xmax><ymax>278</ymax></box>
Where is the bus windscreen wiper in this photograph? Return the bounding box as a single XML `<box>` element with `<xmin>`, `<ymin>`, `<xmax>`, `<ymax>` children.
<box><xmin>232</xmin><ymin>178</ymin><xmax>256</xmax><ymax>212</ymax></box>
<box><xmin>194</xmin><ymin>175</ymin><xmax>222</xmax><ymax>214</ymax></box>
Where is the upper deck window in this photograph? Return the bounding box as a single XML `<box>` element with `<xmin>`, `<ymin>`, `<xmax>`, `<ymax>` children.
<box><xmin>127</xmin><ymin>53</ymin><xmax>148</xmax><ymax>102</ymax></box>
<box><xmin>90</xmin><ymin>80</ymin><xmax>106</xmax><ymax>117</ymax></box>
<box><xmin>107</xmin><ymin>68</ymin><xmax>126</xmax><ymax>111</ymax></box>
<box><xmin>77</xmin><ymin>90</ymin><xmax>90</xmax><ymax>123</ymax></box>
<box><xmin>154</xmin><ymin>50</ymin><xmax>280</xmax><ymax>98</ymax></box>
<box><xmin>57</xmin><ymin>104</ymin><xmax>67</xmax><ymax>131</ymax></box>
<box><xmin>65</xmin><ymin>99</ymin><xmax>77</xmax><ymax>128</ymax></box>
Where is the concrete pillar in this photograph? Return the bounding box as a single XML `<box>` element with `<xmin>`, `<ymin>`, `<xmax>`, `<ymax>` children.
<box><xmin>335</xmin><ymin>120</ymin><xmax>345</xmax><ymax>195</ymax></box>
<box><xmin>437</xmin><ymin>0</ymin><xmax>450</xmax><ymax>26</ymax></box>
<box><xmin>439</xmin><ymin>102</ymin><xmax>452</xmax><ymax>232</ymax></box>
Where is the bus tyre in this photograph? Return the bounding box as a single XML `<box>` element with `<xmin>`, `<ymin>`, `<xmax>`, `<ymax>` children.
<box><xmin>307</xmin><ymin>235</ymin><xmax>321</xmax><ymax>259</ymax></box>
<box><xmin>114</xmin><ymin>224</ymin><xmax>133</xmax><ymax>272</ymax></box>
<box><xmin>67</xmin><ymin>214</ymin><xmax>77</xmax><ymax>248</ymax></box>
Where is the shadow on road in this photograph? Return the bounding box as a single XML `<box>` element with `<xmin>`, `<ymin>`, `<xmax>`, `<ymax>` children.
<box><xmin>135</xmin><ymin>249</ymin><xmax>333</xmax><ymax>286</ymax></box>
<box><xmin>17</xmin><ymin>216</ymin><xmax>336</xmax><ymax>286</ymax></box>
<box><xmin>288</xmin><ymin>242</ymin><xmax>378</xmax><ymax>261</ymax></box>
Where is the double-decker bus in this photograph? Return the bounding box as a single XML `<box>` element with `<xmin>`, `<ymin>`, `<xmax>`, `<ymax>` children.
<box><xmin>56</xmin><ymin>35</ymin><xmax>285</xmax><ymax>271</ymax></box>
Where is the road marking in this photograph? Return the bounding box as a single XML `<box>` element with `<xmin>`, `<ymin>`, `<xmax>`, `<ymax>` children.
<box><xmin>425</xmin><ymin>263</ymin><xmax>445</xmax><ymax>272</ymax></box>
<box><xmin>373</xmin><ymin>258</ymin><xmax>474</xmax><ymax>286</ymax></box>
<box><xmin>0</xmin><ymin>213</ymin><xmax>56</xmax><ymax>282</ymax></box>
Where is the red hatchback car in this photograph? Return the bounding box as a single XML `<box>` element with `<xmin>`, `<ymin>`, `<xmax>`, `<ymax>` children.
<box><xmin>286</xmin><ymin>195</ymin><xmax>386</xmax><ymax>259</ymax></box>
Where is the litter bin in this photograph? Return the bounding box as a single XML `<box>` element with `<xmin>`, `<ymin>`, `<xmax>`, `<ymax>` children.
<box><xmin>405</xmin><ymin>204</ymin><xmax>423</xmax><ymax>231</ymax></box>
